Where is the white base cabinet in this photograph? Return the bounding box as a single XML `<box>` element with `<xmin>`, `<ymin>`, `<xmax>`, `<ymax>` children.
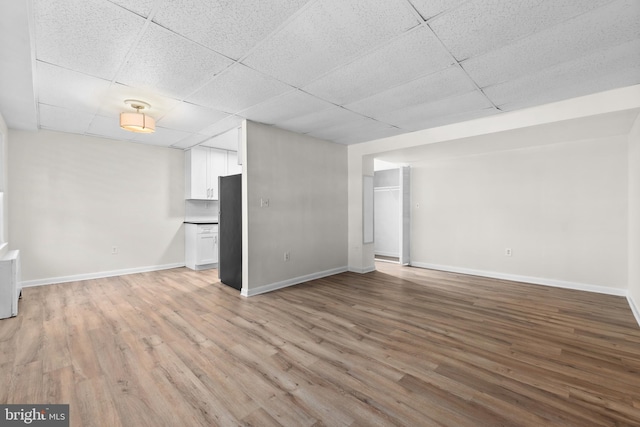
<box><xmin>185</xmin><ymin>224</ymin><xmax>218</xmax><ymax>270</ymax></box>
<box><xmin>0</xmin><ymin>250</ymin><xmax>21</xmax><ymax>319</ymax></box>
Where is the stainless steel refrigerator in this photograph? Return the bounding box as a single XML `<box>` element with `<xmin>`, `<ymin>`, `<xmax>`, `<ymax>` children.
<box><xmin>218</xmin><ymin>174</ymin><xmax>242</xmax><ymax>290</ymax></box>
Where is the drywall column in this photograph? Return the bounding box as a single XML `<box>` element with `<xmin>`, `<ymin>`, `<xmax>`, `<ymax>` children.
<box><xmin>242</xmin><ymin>121</ymin><xmax>348</xmax><ymax>296</ymax></box>
<box><xmin>348</xmin><ymin>151</ymin><xmax>375</xmax><ymax>273</ymax></box>
<box><xmin>628</xmin><ymin>112</ymin><xmax>640</xmax><ymax>324</ymax></box>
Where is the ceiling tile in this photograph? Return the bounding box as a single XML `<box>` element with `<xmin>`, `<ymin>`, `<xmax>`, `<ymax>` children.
<box><xmin>157</xmin><ymin>102</ymin><xmax>230</xmax><ymax>133</ymax></box>
<box><xmin>430</xmin><ymin>0</ymin><xmax>613</xmax><ymax>61</ymax></box>
<box><xmin>37</xmin><ymin>61</ymin><xmax>112</xmax><ymax>113</ymax></box>
<box><xmin>38</xmin><ymin>103</ymin><xmax>95</xmax><ymax>135</ymax></box>
<box><xmin>152</xmin><ymin>0</ymin><xmax>312</xmax><ymax>60</ymax></box>
<box><xmin>116</xmin><ymin>23</ymin><xmax>234</xmax><ymax>100</ymax></box>
<box><xmin>407</xmin><ymin>0</ymin><xmax>468</xmax><ymax>20</ymax></box>
<box><xmin>302</xmin><ymin>26</ymin><xmax>454</xmax><ymax>105</ymax></box>
<box><xmin>242</xmin><ymin>0</ymin><xmax>420</xmax><ymax>87</ymax></box>
<box><xmin>86</xmin><ymin>114</ymin><xmax>138</xmax><ymax>141</ymax></box>
<box><xmin>375</xmin><ymin>90</ymin><xmax>495</xmax><ymax>130</ymax></box>
<box><xmin>95</xmin><ymin>83</ymin><xmax>180</xmax><ymax>119</ymax></box>
<box><xmin>334</xmin><ymin>126</ymin><xmax>406</xmax><ymax>145</ymax></box>
<box><xmin>307</xmin><ymin>117</ymin><xmax>398</xmax><ymax>142</ymax></box>
<box><xmin>107</xmin><ymin>0</ymin><xmax>156</xmax><ymax>17</ymax></box>
<box><xmin>238</xmin><ymin>90</ymin><xmax>335</xmax><ymax>125</ymax></box>
<box><xmin>131</xmin><ymin>126</ymin><xmax>192</xmax><ymax>147</ymax></box>
<box><xmin>407</xmin><ymin>107</ymin><xmax>500</xmax><ymax>131</ymax></box>
<box><xmin>186</xmin><ymin>64</ymin><xmax>293</xmax><ymax>113</ymax></box>
<box><xmin>34</xmin><ymin>0</ymin><xmax>146</xmax><ymax>80</ymax></box>
<box><xmin>484</xmin><ymin>39</ymin><xmax>640</xmax><ymax>109</ymax></box>
<box><xmin>277</xmin><ymin>106</ymin><xmax>366</xmax><ymax>134</ymax></box>
<box><xmin>201</xmin><ymin>127</ymin><xmax>240</xmax><ymax>150</ymax></box>
<box><xmin>170</xmin><ymin>133</ymin><xmax>211</xmax><ymax>149</ymax></box>
<box><xmin>462</xmin><ymin>0</ymin><xmax>640</xmax><ymax>88</ymax></box>
<box><xmin>345</xmin><ymin>66</ymin><xmax>477</xmax><ymax>117</ymax></box>
<box><xmin>199</xmin><ymin>115</ymin><xmax>245</xmax><ymax>138</ymax></box>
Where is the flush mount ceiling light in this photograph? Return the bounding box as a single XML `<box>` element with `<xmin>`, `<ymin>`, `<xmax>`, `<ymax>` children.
<box><xmin>120</xmin><ymin>99</ymin><xmax>156</xmax><ymax>133</ymax></box>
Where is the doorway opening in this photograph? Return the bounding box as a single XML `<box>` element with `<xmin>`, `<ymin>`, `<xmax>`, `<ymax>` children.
<box><xmin>373</xmin><ymin>159</ymin><xmax>410</xmax><ymax>265</ymax></box>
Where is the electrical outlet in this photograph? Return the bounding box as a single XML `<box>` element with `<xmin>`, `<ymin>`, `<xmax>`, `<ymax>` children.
<box><xmin>260</xmin><ymin>198</ymin><xmax>270</xmax><ymax>207</ymax></box>
<box><xmin>111</xmin><ymin>246</ymin><xmax>118</xmax><ymax>255</ymax></box>
<box><xmin>505</xmin><ymin>248</ymin><xmax>512</xmax><ymax>257</ymax></box>
<box><xmin>284</xmin><ymin>251</ymin><xmax>290</xmax><ymax>261</ymax></box>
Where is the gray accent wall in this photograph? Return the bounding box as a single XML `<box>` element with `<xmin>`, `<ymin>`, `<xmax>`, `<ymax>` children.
<box><xmin>243</xmin><ymin>121</ymin><xmax>348</xmax><ymax>295</ymax></box>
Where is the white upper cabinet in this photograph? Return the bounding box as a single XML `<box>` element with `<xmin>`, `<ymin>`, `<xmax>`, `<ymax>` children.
<box><xmin>185</xmin><ymin>147</ymin><xmax>242</xmax><ymax>199</ymax></box>
<box><xmin>185</xmin><ymin>147</ymin><xmax>227</xmax><ymax>200</ymax></box>
<box><xmin>186</xmin><ymin>126</ymin><xmax>243</xmax><ymax>199</ymax></box>
<box><xmin>208</xmin><ymin>148</ymin><xmax>226</xmax><ymax>200</ymax></box>
<box><xmin>185</xmin><ymin>146</ymin><xmax>209</xmax><ymax>200</ymax></box>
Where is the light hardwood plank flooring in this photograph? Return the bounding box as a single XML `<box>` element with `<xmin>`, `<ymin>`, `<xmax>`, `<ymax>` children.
<box><xmin>1</xmin><ymin>263</ymin><xmax>640</xmax><ymax>426</ymax></box>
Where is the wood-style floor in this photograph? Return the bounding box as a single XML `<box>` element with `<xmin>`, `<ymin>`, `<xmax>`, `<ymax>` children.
<box><xmin>1</xmin><ymin>263</ymin><xmax>640</xmax><ymax>426</ymax></box>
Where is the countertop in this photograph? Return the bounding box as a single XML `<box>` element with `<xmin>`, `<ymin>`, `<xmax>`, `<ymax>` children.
<box><xmin>184</xmin><ymin>219</ymin><xmax>218</xmax><ymax>224</ymax></box>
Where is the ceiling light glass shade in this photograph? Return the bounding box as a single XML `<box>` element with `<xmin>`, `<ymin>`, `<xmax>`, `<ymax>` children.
<box><xmin>120</xmin><ymin>111</ymin><xmax>156</xmax><ymax>133</ymax></box>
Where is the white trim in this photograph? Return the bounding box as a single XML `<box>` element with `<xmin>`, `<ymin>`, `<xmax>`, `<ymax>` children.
<box><xmin>241</xmin><ymin>266</ymin><xmax>348</xmax><ymax>297</ymax></box>
<box><xmin>410</xmin><ymin>262</ymin><xmax>628</xmax><ymax>297</ymax></box>
<box><xmin>628</xmin><ymin>294</ymin><xmax>640</xmax><ymax>327</ymax></box>
<box><xmin>348</xmin><ymin>265</ymin><xmax>376</xmax><ymax>274</ymax></box>
<box><xmin>20</xmin><ymin>262</ymin><xmax>186</xmax><ymax>287</ymax></box>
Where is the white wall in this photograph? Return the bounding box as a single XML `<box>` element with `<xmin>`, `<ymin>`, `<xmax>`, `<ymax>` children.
<box><xmin>411</xmin><ymin>135</ymin><xmax>628</xmax><ymax>291</ymax></box>
<box><xmin>348</xmin><ymin>85</ymin><xmax>640</xmax><ymax>300</ymax></box>
<box><xmin>628</xmin><ymin>113</ymin><xmax>640</xmax><ymax>319</ymax></box>
<box><xmin>9</xmin><ymin>129</ymin><xmax>185</xmax><ymax>284</ymax></box>
<box><xmin>348</xmin><ymin>85</ymin><xmax>640</xmax><ymax>276</ymax></box>
<box><xmin>243</xmin><ymin>121</ymin><xmax>348</xmax><ymax>295</ymax></box>
<box><xmin>0</xmin><ymin>113</ymin><xmax>8</xmax><ymax>257</ymax></box>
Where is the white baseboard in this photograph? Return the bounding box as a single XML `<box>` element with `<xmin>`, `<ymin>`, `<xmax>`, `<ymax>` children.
<box><xmin>410</xmin><ymin>262</ymin><xmax>628</xmax><ymax>297</ymax></box>
<box><xmin>374</xmin><ymin>251</ymin><xmax>399</xmax><ymax>258</ymax></box>
<box><xmin>241</xmin><ymin>266</ymin><xmax>348</xmax><ymax>297</ymax></box>
<box><xmin>348</xmin><ymin>265</ymin><xmax>376</xmax><ymax>274</ymax></box>
<box><xmin>20</xmin><ymin>262</ymin><xmax>186</xmax><ymax>288</ymax></box>
<box><xmin>628</xmin><ymin>294</ymin><xmax>640</xmax><ymax>328</ymax></box>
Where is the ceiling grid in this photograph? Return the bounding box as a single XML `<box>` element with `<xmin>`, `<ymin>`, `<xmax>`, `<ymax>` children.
<box><xmin>0</xmin><ymin>0</ymin><xmax>637</xmax><ymax>147</ymax></box>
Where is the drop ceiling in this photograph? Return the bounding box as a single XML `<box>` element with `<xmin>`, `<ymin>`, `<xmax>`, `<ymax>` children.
<box><xmin>0</xmin><ymin>0</ymin><xmax>638</xmax><ymax>148</ymax></box>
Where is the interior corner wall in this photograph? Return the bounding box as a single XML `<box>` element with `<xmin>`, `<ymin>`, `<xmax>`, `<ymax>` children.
<box><xmin>243</xmin><ymin>121</ymin><xmax>348</xmax><ymax>295</ymax></box>
<box><xmin>0</xmin><ymin>113</ymin><xmax>8</xmax><ymax>258</ymax></box>
<box><xmin>628</xmin><ymin>112</ymin><xmax>640</xmax><ymax>315</ymax></box>
<box><xmin>410</xmin><ymin>134</ymin><xmax>628</xmax><ymax>292</ymax></box>
<box><xmin>8</xmin><ymin>129</ymin><xmax>185</xmax><ymax>283</ymax></box>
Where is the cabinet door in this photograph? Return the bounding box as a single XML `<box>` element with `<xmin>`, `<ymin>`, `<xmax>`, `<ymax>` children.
<box><xmin>227</xmin><ymin>151</ymin><xmax>242</xmax><ymax>175</ymax></box>
<box><xmin>208</xmin><ymin>148</ymin><xmax>227</xmax><ymax>199</ymax></box>
<box><xmin>197</xmin><ymin>234</ymin><xmax>217</xmax><ymax>265</ymax></box>
<box><xmin>186</xmin><ymin>146</ymin><xmax>209</xmax><ymax>199</ymax></box>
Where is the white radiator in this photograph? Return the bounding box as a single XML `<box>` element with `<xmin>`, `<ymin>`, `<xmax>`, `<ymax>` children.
<box><xmin>0</xmin><ymin>250</ymin><xmax>21</xmax><ymax>319</ymax></box>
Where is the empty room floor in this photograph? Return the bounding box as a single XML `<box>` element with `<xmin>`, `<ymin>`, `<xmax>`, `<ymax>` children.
<box><xmin>1</xmin><ymin>263</ymin><xmax>639</xmax><ymax>426</ymax></box>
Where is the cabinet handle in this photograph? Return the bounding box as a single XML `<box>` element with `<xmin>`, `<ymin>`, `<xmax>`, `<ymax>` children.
<box><xmin>214</xmin><ymin>236</ymin><xmax>218</xmax><ymax>244</ymax></box>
